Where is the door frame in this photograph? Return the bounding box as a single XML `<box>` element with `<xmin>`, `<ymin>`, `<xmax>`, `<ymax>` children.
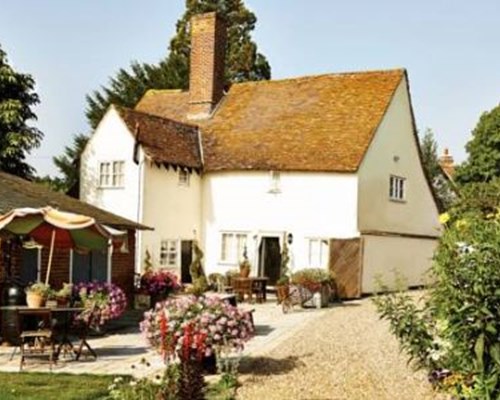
<box><xmin>254</xmin><ymin>231</ymin><xmax>284</xmax><ymax>277</ymax></box>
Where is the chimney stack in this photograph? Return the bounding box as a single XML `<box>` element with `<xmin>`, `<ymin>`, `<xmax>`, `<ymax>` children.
<box><xmin>438</xmin><ymin>148</ymin><xmax>455</xmax><ymax>178</ymax></box>
<box><xmin>188</xmin><ymin>12</ymin><xmax>226</xmax><ymax>120</ymax></box>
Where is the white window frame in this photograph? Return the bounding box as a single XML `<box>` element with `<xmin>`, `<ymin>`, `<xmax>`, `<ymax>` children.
<box><xmin>160</xmin><ymin>239</ymin><xmax>179</xmax><ymax>267</ymax></box>
<box><xmin>307</xmin><ymin>238</ymin><xmax>329</xmax><ymax>268</ymax></box>
<box><xmin>99</xmin><ymin>160</ymin><xmax>125</xmax><ymax>188</ymax></box>
<box><xmin>389</xmin><ymin>175</ymin><xmax>406</xmax><ymax>202</ymax></box>
<box><xmin>178</xmin><ymin>169</ymin><xmax>190</xmax><ymax>186</ymax></box>
<box><xmin>268</xmin><ymin>171</ymin><xmax>281</xmax><ymax>193</ymax></box>
<box><xmin>220</xmin><ymin>232</ymin><xmax>248</xmax><ymax>264</ymax></box>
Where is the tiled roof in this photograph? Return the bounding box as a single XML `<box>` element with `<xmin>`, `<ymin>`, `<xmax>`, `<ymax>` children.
<box><xmin>116</xmin><ymin>106</ymin><xmax>202</xmax><ymax>170</ymax></box>
<box><xmin>135</xmin><ymin>69</ymin><xmax>404</xmax><ymax>172</ymax></box>
<box><xmin>0</xmin><ymin>172</ymin><xmax>148</xmax><ymax>230</ymax></box>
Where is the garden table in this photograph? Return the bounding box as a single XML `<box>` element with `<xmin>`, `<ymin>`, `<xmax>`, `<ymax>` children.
<box><xmin>0</xmin><ymin>305</ymin><xmax>94</xmax><ymax>360</ymax></box>
<box><xmin>231</xmin><ymin>277</ymin><xmax>268</xmax><ymax>303</ymax></box>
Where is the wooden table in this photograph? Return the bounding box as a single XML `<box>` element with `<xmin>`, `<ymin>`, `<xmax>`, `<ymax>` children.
<box><xmin>231</xmin><ymin>277</ymin><xmax>268</xmax><ymax>303</ymax></box>
<box><xmin>0</xmin><ymin>305</ymin><xmax>93</xmax><ymax>360</ymax></box>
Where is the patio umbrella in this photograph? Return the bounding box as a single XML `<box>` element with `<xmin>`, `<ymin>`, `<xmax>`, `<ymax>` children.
<box><xmin>0</xmin><ymin>207</ymin><xmax>124</xmax><ymax>284</ymax></box>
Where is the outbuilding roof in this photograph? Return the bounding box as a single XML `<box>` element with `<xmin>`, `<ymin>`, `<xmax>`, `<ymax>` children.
<box><xmin>0</xmin><ymin>172</ymin><xmax>149</xmax><ymax>230</ymax></box>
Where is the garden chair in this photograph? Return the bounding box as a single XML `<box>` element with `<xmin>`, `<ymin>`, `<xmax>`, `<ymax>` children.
<box><xmin>16</xmin><ymin>308</ymin><xmax>56</xmax><ymax>370</ymax></box>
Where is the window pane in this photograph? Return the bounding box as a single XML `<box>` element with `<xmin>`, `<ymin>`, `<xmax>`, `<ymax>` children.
<box><xmin>236</xmin><ymin>234</ymin><xmax>247</xmax><ymax>261</ymax></box>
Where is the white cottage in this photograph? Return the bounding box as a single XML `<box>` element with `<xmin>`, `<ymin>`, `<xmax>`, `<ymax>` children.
<box><xmin>80</xmin><ymin>12</ymin><xmax>441</xmax><ymax>297</ymax></box>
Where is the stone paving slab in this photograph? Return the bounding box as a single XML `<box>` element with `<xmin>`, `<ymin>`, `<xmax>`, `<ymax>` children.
<box><xmin>0</xmin><ymin>297</ymin><xmax>328</xmax><ymax>378</ymax></box>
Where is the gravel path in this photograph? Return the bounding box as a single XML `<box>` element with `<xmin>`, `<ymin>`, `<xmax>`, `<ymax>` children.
<box><xmin>237</xmin><ymin>295</ymin><xmax>445</xmax><ymax>400</ymax></box>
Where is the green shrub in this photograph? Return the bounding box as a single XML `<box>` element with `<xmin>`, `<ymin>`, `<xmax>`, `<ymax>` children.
<box><xmin>374</xmin><ymin>204</ymin><xmax>500</xmax><ymax>398</ymax></box>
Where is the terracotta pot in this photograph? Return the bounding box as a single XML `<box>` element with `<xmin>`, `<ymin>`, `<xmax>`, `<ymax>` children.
<box><xmin>276</xmin><ymin>285</ymin><xmax>290</xmax><ymax>304</ymax></box>
<box><xmin>239</xmin><ymin>264</ymin><xmax>250</xmax><ymax>278</ymax></box>
<box><xmin>56</xmin><ymin>297</ymin><xmax>69</xmax><ymax>307</ymax></box>
<box><xmin>26</xmin><ymin>292</ymin><xmax>46</xmax><ymax>308</ymax></box>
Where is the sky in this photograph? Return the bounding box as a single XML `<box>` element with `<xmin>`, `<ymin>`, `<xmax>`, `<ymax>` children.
<box><xmin>1</xmin><ymin>0</ymin><xmax>499</xmax><ymax>177</ymax></box>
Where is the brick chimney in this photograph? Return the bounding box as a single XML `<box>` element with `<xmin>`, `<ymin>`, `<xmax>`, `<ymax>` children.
<box><xmin>187</xmin><ymin>12</ymin><xmax>226</xmax><ymax>120</ymax></box>
<box><xmin>438</xmin><ymin>148</ymin><xmax>455</xmax><ymax>178</ymax></box>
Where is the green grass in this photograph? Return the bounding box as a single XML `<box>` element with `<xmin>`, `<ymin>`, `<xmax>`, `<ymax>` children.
<box><xmin>0</xmin><ymin>372</ymin><xmax>124</xmax><ymax>400</ymax></box>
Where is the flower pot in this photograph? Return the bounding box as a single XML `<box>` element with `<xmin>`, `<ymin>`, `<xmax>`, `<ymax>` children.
<box><xmin>239</xmin><ymin>264</ymin><xmax>250</xmax><ymax>278</ymax></box>
<box><xmin>276</xmin><ymin>285</ymin><xmax>290</xmax><ymax>304</ymax></box>
<box><xmin>56</xmin><ymin>297</ymin><xmax>69</xmax><ymax>307</ymax></box>
<box><xmin>26</xmin><ymin>292</ymin><xmax>46</xmax><ymax>308</ymax></box>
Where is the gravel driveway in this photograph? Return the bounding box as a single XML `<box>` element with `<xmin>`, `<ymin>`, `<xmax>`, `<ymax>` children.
<box><xmin>237</xmin><ymin>294</ymin><xmax>445</xmax><ymax>400</ymax></box>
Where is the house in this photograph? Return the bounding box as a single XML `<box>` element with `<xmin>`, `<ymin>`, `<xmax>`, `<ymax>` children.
<box><xmin>0</xmin><ymin>171</ymin><xmax>145</xmax><ymax>302</ymax></box>
<box><xmin>80</xmin><ymin>12</ymin><xmax>441</xmax><ymax>297</ymax></box>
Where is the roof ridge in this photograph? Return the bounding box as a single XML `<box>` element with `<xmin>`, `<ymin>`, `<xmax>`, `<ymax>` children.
<box><xmin>229</xmin><ymin>68</ymin><xmax>406</xmax><ymax>88</ymax></box>
<box><xmin>115</xmin><ymin>104</ymin><xmax>198</xmax><ymax>130</ymax></box>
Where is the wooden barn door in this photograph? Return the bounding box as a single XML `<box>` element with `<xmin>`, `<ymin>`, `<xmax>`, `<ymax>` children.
<box><xmin>329</xmin><ymin>238</ymin><xmax>363</xmax><ymax>299</ymax></box>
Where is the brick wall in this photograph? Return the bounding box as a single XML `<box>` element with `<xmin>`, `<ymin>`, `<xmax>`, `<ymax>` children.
<box><xmin>188</xmin><ymin>12</ymin><xmax>226</xmax><ymax>119</ymax></box>
<box><xmin>0</xmin><ymin>230</ymin><xmax>136</xmax><ymax>305</ymax></box>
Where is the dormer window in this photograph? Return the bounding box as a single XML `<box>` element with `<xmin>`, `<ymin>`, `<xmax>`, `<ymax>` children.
<box><xmin>178</xmin><ymin>169</ymin><xmax>190</xmax><ymax>186</ymax></box>
<box><xmin>268</xmin><ymin>171</ymin><xmax>281</xmax><ymax>193</ymax></box>
<box><xmin>389</xmin><ymin>175</ymin><xmax>406</xmax><ymax>201</ymax></box>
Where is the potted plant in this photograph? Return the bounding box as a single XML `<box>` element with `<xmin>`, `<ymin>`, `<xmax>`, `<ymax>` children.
<box><xmin>55</xmin><ymin>283</ymin><xmax>73</xmax><ymax>307</ymax></box>
<box><xmin>291</xmin><ymin>268</ymin><xmax>334</xmax><ymax>307</ymax></box>
<box><xmin>25</xmin><ymin>282</ymin><xmax>51</xmax><ymax>308</ymax></box>
<box><xmin>139</xmin><ymin>269</ymin><xmax>181</xmax><ymax>307</ymax></box>
<box><xmin>276</xmin><ymin>275</ymin><xmax>290</xmax><ymax>304</ymax></box>
<box><xmin>239</xmin><ymin>257</ymin><xmax>251</xmax><ymax>278</ymax></box>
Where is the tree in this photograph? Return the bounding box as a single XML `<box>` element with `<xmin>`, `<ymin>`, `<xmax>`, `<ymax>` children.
<box><xmin>52</xmin><ymin>133</ymin><xmax>89</xmax><ymax>195</ymax></box>
<box><xmin>455</xmin><ymin>104</ymin><xmax>500</xmax><ymax>184</ymax></box>
<box><xmin>85</xmin><ymin>0</ymin><xmax>271</xmax><ymax>129</ymax></box>
<box><xmin>0</xmin><ymin>45</ymin><xmax>42</xmax><ymax>179</ymax></box>
<box><xmin>419</xmin><ymin>128</ymin><xmax>455</xmax><ymax>211</ymax></box>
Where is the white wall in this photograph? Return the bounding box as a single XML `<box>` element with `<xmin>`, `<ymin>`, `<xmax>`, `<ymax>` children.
<box><xmin>361</xmin><ymin>235</ymin><xmax>438</xmax><ymax>293</ymax></box>
<box><xmin>357</xmin><ymin>77</ymin><xmax>441</xmax><ymax>236</ymax></box>
<box><xmin>140</xmin><ymin>164</ymin><xmax>202</xmax><ymax>272</ymax></box>
<box><xmin>80</xmin><ymin>107</ymin><xmax>143</xmax><ymax>223</ymax></box>
<box><xmin>201</xmin><ymin>171</ymin><xmax>359</xmax><ymax>276</ymax></box>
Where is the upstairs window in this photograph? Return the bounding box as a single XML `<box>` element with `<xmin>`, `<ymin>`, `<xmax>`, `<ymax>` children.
<box><xmin>268</xmin><ymin>171</ymin><xmax>281</xmax><ymax>193</ymax></box>
<box><xmin>389</xmin><ymin>175</ymin><xmax>406</xmax><ymax>201</ymax></box>
<box><xmin>99</xmin><ymin>161</ymin><xmax>124</xmax><ymax>188</ymax></box>
<box><xmin>160</xmin><ymin>240</ymin><xmax>178</xmax><ymax>267</ymax></box>
<box><xmin>178</xmin><ymin>169</ymin><xmax>190</xmax><ymax>186</ymax></box>
<box><xmin>220</xmin><ymin>232</ymin><xmax>248</xmax><ymax>263</ymax></box>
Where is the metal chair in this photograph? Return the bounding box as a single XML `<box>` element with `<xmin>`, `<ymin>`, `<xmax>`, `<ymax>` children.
<box><xmin>16</xmin><ymin>308</ymin><xmax>56</xmax><ymax>370</ymax></box>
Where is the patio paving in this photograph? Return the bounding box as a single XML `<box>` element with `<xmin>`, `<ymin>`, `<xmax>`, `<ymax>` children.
<box><xmin>0</xmin><ymin>296</ymin><xmax>328</xmax><ymax>378</ymax></box>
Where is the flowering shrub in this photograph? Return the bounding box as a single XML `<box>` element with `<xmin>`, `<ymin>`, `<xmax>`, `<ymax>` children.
<box><xmin>139</xmin><ymin>269</ymin><xmax>181</xmax><ymax>297</ymax></box>
<box><xmin>374</xmin><ymin>180</ymin><xmax>500</xmax><ymax>399</ymax></box>
<box><xmin>140</xmin><ymin>295</ymin><xmax>254</xmax><ymax>362</ymax></box>
<box><xmin>74</xmin><ymin>281</ymin><xmax>127</xmax><ymax>328</ymax></box>
<box><xmin>291</xmin><ymin>268</ymin><xmax>334</xmax><ymax>293</ymax></box>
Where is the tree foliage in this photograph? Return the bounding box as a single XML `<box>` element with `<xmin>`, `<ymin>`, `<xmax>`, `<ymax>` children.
<box><xmin>52</xmin><ymin>133</ymin><xmax>89</xmax><ymax>194</ymax></box>
<box><xmin>455</xmin><ymin>104</ymin><xmax>500</xmax><ymax>184</ymax></box>
<box><xmin>0</xmin><ymin>45</ymin><xmax>42</xmax><ymax>178</ymax></box>
<box><xmin>85</xmin><ymin>0</ymin><xmax>271</xmax><ymax>129</ymax></box>
<box><xmin>419</xmin><ymin>128</ymin><xmax>455</xmax><ymax>211</ymax></box>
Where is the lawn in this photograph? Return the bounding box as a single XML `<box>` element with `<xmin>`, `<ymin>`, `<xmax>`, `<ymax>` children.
<box><xmin>0</xmin><ymin>372</ymin><xmax>121</xmax><ymax>400</ymax></box>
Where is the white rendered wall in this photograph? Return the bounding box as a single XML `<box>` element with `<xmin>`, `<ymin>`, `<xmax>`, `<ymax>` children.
<box><xmin>357</xmin><ymin>77</ymin><xmax>441</xmax><ymax>236</ymax></box>
<box><xmin>361</xmin><ymin>235</ymin><xmax>438</xmax><ymax>293</ymax></box>
<box><xmin>201</xmin><ymin>171</ymin><xmax>359</xmax><ymax>276</ymax></box>
<box><xmin>140</xmin><ymin>164</ymin><xmax>202</xmax><ymax>272</ymax></box>
<box><xmin>80</xmin><ymin>107</ymin><xmax>143</xmax><ymax>223</ymax></box>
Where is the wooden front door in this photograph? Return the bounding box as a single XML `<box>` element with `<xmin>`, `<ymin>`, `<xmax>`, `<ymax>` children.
<box><xmin>181</xmin><ymin>240</ymin><xmax>193</xmax><ymax>283</ymax></box>
<box><xmin>259</xmin><ymin>237</ymin><xmax>281</xmax><ymax>285</ymax></box>
<box><xmin>329</xmin><ymin>238</ymin><xmax>363</xmax><ymax>298</ymax></box>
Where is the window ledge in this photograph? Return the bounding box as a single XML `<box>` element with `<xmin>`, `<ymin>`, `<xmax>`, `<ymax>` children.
<box><xmin>389</xmin><ymin>198</ymin><xmax>407</xmax><ymax>204</ymax></box>
<box><xmin>98</xmin><ymin>186</ymin><xmax>125</xmax><ymax>190</ymax></box>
